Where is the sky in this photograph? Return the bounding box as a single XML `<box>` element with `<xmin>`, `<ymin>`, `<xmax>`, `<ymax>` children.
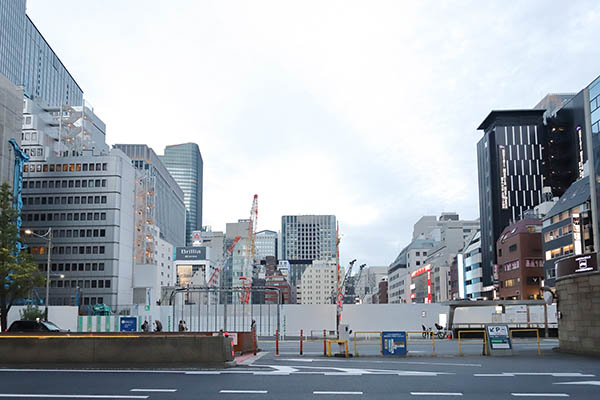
<box><xmin>27</xmin><ymin>0</ymin><xmax>600</xmax><ymax>269</ymax></box>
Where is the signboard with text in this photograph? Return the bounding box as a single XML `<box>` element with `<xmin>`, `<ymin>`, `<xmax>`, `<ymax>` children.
<box><xmin>382</xmin><ymin>331</ymin><xmax>407</xmax><ymax>356</ymax></box>
<box><xmin>485</xmin><ymin>323</ymin><xmax>512</xmax><ymax>355</ymax></box>
<box><xmin>175</xmin><ymin>246</ymin><xmax>207</xmax><ymax>261</ymax></box>
<box><xmin>556</xmin><ymin>253</ymin><xmax>597</xmax><ymax>278</ymax></box>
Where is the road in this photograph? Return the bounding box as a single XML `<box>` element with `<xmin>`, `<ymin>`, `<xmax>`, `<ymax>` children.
<box><xmin>0</xmin><ymin>344</ymin><xmax>598</xmax><ymax>399</ymax></box>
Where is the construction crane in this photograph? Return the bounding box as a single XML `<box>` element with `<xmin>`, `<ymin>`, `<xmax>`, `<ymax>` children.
<box><xmin>240</xmin><ymin>195</ymin><xmax>258</xmax><ymax>304</ymax></box>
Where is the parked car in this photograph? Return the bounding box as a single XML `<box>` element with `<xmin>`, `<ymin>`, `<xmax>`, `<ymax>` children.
<box><xmin>6</xmin><ymin>319</ymin><xmax>66</xmax><ymax>332</ymax></box>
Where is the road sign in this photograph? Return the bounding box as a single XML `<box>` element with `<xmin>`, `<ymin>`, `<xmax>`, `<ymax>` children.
<box><xmin>382</xmin><ymin>331</ymin><xmax>407</xmax><ymax>356</ymax></box>
<box><xmin>485</xmin><ymin>323</ymin><xmax>512</xmax><ymax>355</ymax></box>
<box><xmin>145</xmin><ymin>305</ymin><xmax>150</xmax><ymax>311</ymax></box>
<box><xmin>120</xmin><ymin>316</ymin><xmax>138</xmax><ymax>332</ymax></box>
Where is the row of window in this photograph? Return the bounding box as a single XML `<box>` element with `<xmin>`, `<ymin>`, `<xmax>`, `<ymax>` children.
<box><xmin>546</xmin><ymin>207</ymin><xmax>582</xmax><ymax>226</ymax></box>
<box><xmin>24</xmin><ymin>195</ymin><xmax>107</xmax><ymax>206</ymax></box>
<box><xmin>24</xmin><ymin>178</ymin><xmax>107</xmax><ymax>189</ymax></box>
<box><xmin>544</xmin><ymin>224</ymin><xmax>574</xmax><ymax>243</ymax></box>
<box><xmin>24</xmin><ymin>162</ymin><xmax>108</xmax><ymax>173</ymax></box>
<box><xmin>40</xmin><ymin>262</ymin><xmax>106</xmax><ymax>272</ymax></box>
<box><xmin>50</xmin><ymin>279</ymin><xmax>111</xmax><ymax>289</ymax></box>
<box><xmin>31</xmin><ymin>245</ymin><xmax>106</xmax><ymax>255</ymax></box>
<box><xmin>545</xmin><ymin>244</ymin><xmax>574</xmax><ymax>261</ymax></box>
<box><xmin>24</xmin><ymin>211</ymin><xmax>107</xmax><ymax>222</ymax></box>
<box><xmin>50</xmin><ymin>297</ymin><xmax>104</xmax><ymax>306</ymax></box>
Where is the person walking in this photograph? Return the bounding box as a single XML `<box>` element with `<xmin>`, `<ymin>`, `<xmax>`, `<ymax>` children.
<box><xmin>178</xmin><ymin>320</ymin><xmax>186</xmax><ymax>332</ymax></box>
<box><xmin>154</xmin><ymin>320</ymin><xmax>163</xmax><ymax>332</ymax></box>
<box><xmin>141</xmin><ymin>320</ymin><xmax>149</xmax><ymax>332</ymax></box>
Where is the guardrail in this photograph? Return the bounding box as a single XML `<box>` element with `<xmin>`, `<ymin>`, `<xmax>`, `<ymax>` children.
<box><xmin>406</xmin><ymin>331</ymin><xmax>436</xmax><ymax>356</ymax></box>
<box><xmin>353</xmin><ymin>331</ymin><xmax>382</xmax><ymax>356</ymax></box>
<box><xmin>510</xmin><ymin>328</ymin><xmax>541</xmax><ymax>356</ymax></box>
<box><xmin>458</xmin><ymin>330</ymin><xmax>487</xmax><ymax>356</ymax></box>
<box><xmin>327</xmin><ymin>340</ymin><xmax>349</xmax><ymax>357</ymax></box>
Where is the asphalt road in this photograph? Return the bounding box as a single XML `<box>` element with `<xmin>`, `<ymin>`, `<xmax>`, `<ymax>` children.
<box><xmin>0</xmin><ymin>344</ymin><xmax>598</xmax><ymax>399</ymax></box>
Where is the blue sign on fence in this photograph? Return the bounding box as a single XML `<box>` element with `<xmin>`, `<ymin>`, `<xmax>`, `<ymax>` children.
<box><xmin>382</xmin><ymin>331</ymin><xmax>407</xmax><ymax>356</ymax></box>
<box><xmin>119</xmin><ymin>316</ymin><xmax>138</xmax><ymax>332</ymax></box>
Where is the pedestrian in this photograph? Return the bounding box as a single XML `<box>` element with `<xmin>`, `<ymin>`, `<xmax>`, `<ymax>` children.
<box><xmin>154</xmin><ymin>320</ymin><xmax>162</xmax><ymax>332</ymax></box>
<box><xmin>178</xmin><ymin>320</ymin><xmax>186</xmax><ymax>332</ymax></box>
<box><xmin>141</xmin><ymin>320</ymin><xmax>149</xmax><ymax>332</ymax></box>
<box><xmin>251</xmin><ymin>319</ymin><xmax>256</xmax><ymax>332</ymax></box>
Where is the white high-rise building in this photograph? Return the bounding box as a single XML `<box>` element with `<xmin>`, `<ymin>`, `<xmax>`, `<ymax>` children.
<box><xmin>255</xmin><ymin>230</ymin><xmax>277</xmax><ymax>260</ymax></box>
<box><xmin>297</xmin><ymin>260</ymin><xmax>342</xmax><ymax>304</ymax></box>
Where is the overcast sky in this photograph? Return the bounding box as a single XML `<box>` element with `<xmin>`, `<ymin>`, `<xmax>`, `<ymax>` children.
<box><xmin>27</xmin><ymin>0</ymin><xmax>600</xmax><ymax>269</ymax></box>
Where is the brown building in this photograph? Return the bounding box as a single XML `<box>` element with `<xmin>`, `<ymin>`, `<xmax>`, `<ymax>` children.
<box><xmin>496</xmin><ymin>218</ymin><xmax>544</xmax><ymax>300</ymax></box>
<box><xmin>376</xmin><ymin>279</ymin><xmax>388</xmax><ymax>304</ymax></box>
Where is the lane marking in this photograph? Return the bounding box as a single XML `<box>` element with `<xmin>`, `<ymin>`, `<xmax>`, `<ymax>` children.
<box><xmin>0</xmin><ymin>395</ymin><xmax>148</xmax><ymax>399</ymax></box>
<box><xmin>554</xmin><ymin>381</ymin><xmax>600</xmax><ymax>386</ymax></box>
<box><xmin>314</xmin><ymin>391</ymin><xmax>363</xmax><ymax>395</ymax></box>
<box><xmin>130</xmin><ymin>389</ymin><xmax>177</xmax><ymax>392</ymax></box>
<box><xmin>475</xmin><ymin>373</ymin><xmax>594</xmax><ymax>377</ymax></box>
<box><xmin>411</xmin><ymin>393</ymin><xmax>463</xmax><ymax>396</ymax></box>
<box><xmin>219</xmin><ymin>390</ymin><xmax>268</xmax><ymax>394</ymax></box>
<box><xmin>511</xmin><ymin>394</ymin><xmax>569</xmax><ymax>397</ymax></box>
<box><xmin>268</xmin><ymin>359</ymin><xmax>482</xmax><ymax>367</ymax></box>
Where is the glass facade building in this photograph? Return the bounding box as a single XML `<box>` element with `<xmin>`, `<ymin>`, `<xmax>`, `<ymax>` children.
<box><xmin>0</xmin><ymin>0</ymin><xmax>26</xmax><ymax>85</ymax></box>
<box><xmin>588</xmin><ymin>76</ymin><xmax>600</xmax><ymax>257</ymax></box>
<box><xmin>0</xmin><ymin>0</ymin><xmax>82</xmax><ymax>107</ymax></box>
<box><xmin>281</xmin><ymin>215</ymin><xmax>337</xmax><ymax>261</ymax></box>
<box><xmin>160</xmin><ymin>143</ymin><xmax>203</xmax><ymax>245</ymax></box>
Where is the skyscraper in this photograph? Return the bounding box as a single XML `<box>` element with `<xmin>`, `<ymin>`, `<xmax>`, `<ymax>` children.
<box><xmin>0</xmin><ymin>0</ymin><xmax>83</xmax><ymax>107</ymax></box>
<box><xmin>281</xmin><ymin>215</ymin><xmax>337</xmax><ymax>261</ymax></box>
<box><xmin>160</xmin><ymin>143</ymin><xmax>203</xmax><ymax>245</ymax></box>
<box><xmin>476</xmin><ymin>110</ymin><xmax>546</xmax><ymax>289</ymax></box>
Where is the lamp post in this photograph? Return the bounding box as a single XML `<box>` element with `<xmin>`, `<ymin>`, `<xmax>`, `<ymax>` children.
<box><xmin>24</xmin><ymin>227</ymin><xmax>52</xmax><ymax>321</ymax></box>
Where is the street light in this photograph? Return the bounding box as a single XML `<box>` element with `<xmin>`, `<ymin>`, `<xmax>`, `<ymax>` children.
<box><xmin>24</xmin><ymin>227</ymin><xmax>52</xmax><ymax>321</ymax></box>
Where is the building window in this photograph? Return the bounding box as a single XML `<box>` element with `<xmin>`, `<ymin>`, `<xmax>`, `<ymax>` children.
<box><xmin>509</xmin><ymin>244</ymin><xmax>517</xmax><ymax>252</ymax></box>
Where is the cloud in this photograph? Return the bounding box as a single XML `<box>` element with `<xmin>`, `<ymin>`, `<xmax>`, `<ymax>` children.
<box><xmin>27</xmin><ymin>0</ymin><xmax>600</xmax><ymax>268</ymax></box>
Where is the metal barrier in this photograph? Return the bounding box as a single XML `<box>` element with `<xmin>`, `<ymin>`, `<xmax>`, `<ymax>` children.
<box><xmin>458</xmin><ymin>330</ymin><xmax>487</xmax><ymax>356</ymax></box>
<box><xmin>327</xmin><ymin>340</ymin><xmax>349</xmax><ymax>357</ymax></box>
<box><xmin>352</xmin><ymin>331</ymin><xmax>382</xmax><ymax>356</ymax></box>
<box><xmin>406</xmin><ymin>331</ymin><xmax>436</xmax><ymax>356</ymax></box>
<box><xmin>510</xmin><ymin>328</ymin><xmax>541</xmax><ymax>356</ymax></box>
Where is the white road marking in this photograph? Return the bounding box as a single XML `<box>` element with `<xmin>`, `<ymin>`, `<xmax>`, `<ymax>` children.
<box><xmin>411</xmin><ymin>392</ymin><xmax>463</xmax><ymax>396</ymax></box>
<box><xmin>511</xmin><ymin>394</ymin><xmax>569</xmax><ymax>397</ymax></box>
<box><xmin>272</xmin><ymin>360</ymin><xmax>481</xmax><ymax>367</ymax></box>
<box><xmin>237</xmin><ymin>351</ymin><xmax>269</xmax><ymax>365</ymax></box>
<box><xmin>0</xmin><ymin>395</ymin><xmax>148</xmax><ymax>399</ymax></box>
<box><xmin>554</xmin><ymin>381</ymin><xmax>600</xmax><ymax>386</ymax></box>
<box><xmin>314</xmin><ymin>391</ymin><xmax>363</xmax><ymax>395</ymax></box>
<box><xmin>219</xmin><ymin>390</ymin><xmax>268</xmax><ymax>394</ymax></box>
<box><xmin>475</xmin><ymin>373</ymin><xmax>594</xmax><ymax>377</ymax></box>
<box><xmin>130</xmin><ymin>389</ymin><xmax>177</xmax><ymax>392</ymax></box>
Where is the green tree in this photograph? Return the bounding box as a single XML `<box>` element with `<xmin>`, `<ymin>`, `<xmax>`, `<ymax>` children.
<box><xmin>19</xmin><ymin>304</ymin><xmax>44</xmax><ymax>321</ymax></box>
<box><xmin>0</xmin><ymin>183</ymin><xmax>44</xmax><ymax>331</ymax></box>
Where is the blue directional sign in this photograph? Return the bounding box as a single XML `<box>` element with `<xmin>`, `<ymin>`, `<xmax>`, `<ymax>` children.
<box><xmin>382</xmin><ymin>331</ymin><xmax>407</xmax><ymax>356</ymax></box>
<box><xmin>119</xmin><ymin>316</ymin><xmax>138</xmax><ymax>332</ymax></box>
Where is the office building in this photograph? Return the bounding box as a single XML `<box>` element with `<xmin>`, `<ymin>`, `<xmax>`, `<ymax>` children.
<box><xmin>297</xmin><ymin>260</ymin><xmax>341</xmax><ymax>304</ymax></box>
<box><xmin>0</xmin><ymin>74</ymin><xmax>23</xmax><ymax>187</ymax></box>
<box><xmin>457</xmin><ymin>230</ymin><xmax>484</xmax><ymax>299</ymax></box>
<box><xmin>22</xmin><ymin>148</ymin><xmax>137</xmax><ymax>308</ymax></box>
<box><xmin>477</xmin><ymin>109</ymin><xmax>547</xmax><ymax>289</ymax></box>
<box><xmin>587</xmin><ymin>76</ymin><xmax>600</xmax><ymax>257</ymax></box>
<box><xmin>542</xmin><ymin>178</ymin><xmax>593</xmax><ymax>286</ymax></box>
<box><xmin>355</xmin><ymin>266</ymin><xmax>387</xmax><ymax>303</ymax></box>
<box><xmin>496</xmin><ymin>218</ymin><xmax>544</xmax><ymax>300</ymax></box>
<box><xmin>255</xmin><ymin>230</ymin><xmax>278</xmax><ymax>260</ymax></box>
<box><xmin>113</xmin><ymin>144</ymin><xmax>186</xmax><ymax>247</ymax></box>
<box><xmin>388</xmin><ymin>213</ymin><xmax>477</xmax><ymax>303</ymax></box>
<box><xmin>0</xmin><ymin>0</ymin><xmax>26</xmax><ymax>85</ymax></box>
<box><xmin>388</xmin><ymin>238</ymin><xmax>437</xmax><ymax>303</ymax></box>
<box><xmin>160</xmin><ymin>143</ymin><xmax>203</xmax><ymax>245</ymax></box>
<box><xmin>281</xmin><ymin>215</ymin><xmax>337</xmax><ymax>261</ymax></box>
<box><xmin>0</xmin><ymin>0</ymin><xmax>83</xmax><ymax>107</ymax></box>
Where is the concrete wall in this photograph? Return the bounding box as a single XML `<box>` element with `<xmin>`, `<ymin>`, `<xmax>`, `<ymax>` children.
<box><xmin>0</xmin><ymin>334</ymin><xmax>234</xmax><ymax>364</ymax></box>
<box><xmin>556</xmin><ymin>272</ymin><xmax>600</xmax><ymax>356</ymax></box>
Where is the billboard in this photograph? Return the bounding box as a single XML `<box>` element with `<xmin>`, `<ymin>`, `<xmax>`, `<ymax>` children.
<box><xmin>175</xmin><ymin>246</ymin><xmax>207</xmax><ymax>261</ymax></box>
